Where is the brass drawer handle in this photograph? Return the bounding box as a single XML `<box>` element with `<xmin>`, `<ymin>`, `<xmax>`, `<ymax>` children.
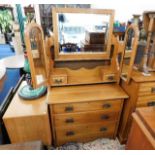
<box><xmin>100</xmin><ymin>127</ymin><xmax>107</xmax><ymax>132</ymax></box>
<box><xmin>147</xmin><ymin>101</ymin><xmax>155</xmax><ymax>106</ymax></box>
<box><xmin>65</xmin><ymin>106</ymin><xmax>74</xmax><ymax>112</ymax></box>
<box><xmin>66</xmin><ymin>131</ymin><xmax>75</xmax><ymax>136</ymax></box>
<box><xmin>108</xmin><ymin>75</ymin><xmax>114</xmax><ymax>80</ymax></box>
<box><xmin>65</xmin><ymin>118</ymin><xmax>74</xmax><ymax>123</ymax></box>
<box><xmin>101</xmin><ymin>115</ymin><xmax>109</xmax><ymax>120</ymax></box>
<box><xmin>54</xmin><ymin>78</ymin><xmax>63</xmax><ymax>84</ymax></box>
<box><xmin>102</xmin><ymin>103</ymin><xmax>111</xmax><ymax>109</ymax></box>
<box><xmin>151</xmin><ymin>88</ymin><xmax>155</xmax><ymax>93</ymax></box>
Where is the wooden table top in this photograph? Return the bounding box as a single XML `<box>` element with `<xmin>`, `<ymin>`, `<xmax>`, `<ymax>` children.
<box><xmin>3</xmin><ymin>81</ymin><xmax>48</xmax><ymax>119</ymax></box>
<box><xmin>47</xmin><ymin>83</ymin><xmax>128</xmax><ymax>104</ymax></box>
<box><xmin>132</xmin><ymin>69</ymin><xmax>155</xmax><ymax>83</ymax></box>
<box><xmin>0</xmin><ymin>140</ymin><xmax>43</xmax><ymax>150</ymax></box>
<box><xmin>0</xmin><ymin>54</ymin><xmax>24</xmax><ymax>69</ymax></box>
<box><xmin>136</xmin><ymin>107</ymin><xmax>155</xmax><ymax>139</ymax></box>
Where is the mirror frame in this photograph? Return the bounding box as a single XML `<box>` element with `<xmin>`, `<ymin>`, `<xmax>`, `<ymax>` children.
<box><xmin>121</xmin><ymin>24</ymin><xmax>139</xmax><ymax>84</ymax></box>
<box><xmin>52</xmin><ymin>7</ymin><xmax>115</xmax><ymax>61</ymax></box>
<box><xmin>24</xmin><ymin>23</ymin><xmax>49</xmax><ymax>88</ymax></box>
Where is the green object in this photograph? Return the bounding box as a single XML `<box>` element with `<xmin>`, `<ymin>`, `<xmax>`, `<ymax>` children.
<box><xmin>18</xmin><ymin>85</ymin><xmax>47</xmax><ymax>100</ymax></box>
<box><xmin>16</xmin><ymin>4</ymin><xmax>25</xmax><ymax>44</ymax></box>
<box><xmin>24</xmin><ymin>58</ymin><xmax>31</xmax><ymax>73</ymax></box>
<box><xmin>0</xmin><ymin>9</ymin><xmax>12</xmax><ymax>33</ymax></box>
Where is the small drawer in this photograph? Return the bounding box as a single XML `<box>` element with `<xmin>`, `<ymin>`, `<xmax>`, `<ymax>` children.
<box><xmin>55</xmin><ymin>121</ymin><xmax>116</xmax><ymax>146</ymax></box>
<box><xmin>138</xmin><ymin>82</ymin><xmax>155</xmax><ymax>96</ymax></box>
<box><xmin>52</xmin><ymin>110</ymin><xmax>119</xmax><ymax>127</ymax></box>
<box><xmin>51</xmin><ymin>76</ymin><xmax>67</xmax><ymax>86</ymax></box>
<box><xmin>102</xmin><ymin>73</ymin><xmax>117</xmax><ymax>82</ymax></box>
<box><xmin>52</xmin><ymin>99</ymin><xmax>122</xmax><ymax>114</ymax></box>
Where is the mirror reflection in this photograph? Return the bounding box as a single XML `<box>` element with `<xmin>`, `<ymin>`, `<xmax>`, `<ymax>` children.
<box><xmin>121</xmin><ymin>27</ymin><xmax>135</xmax><ymax>79</ymax></box>
<box><xmin>58</xmin><ymin>13</ymin><xmax>110</xmax><ymax>53</ymax></box>
<box><xmin>29</xmin><ymin>27</ymin><xmax>47</xmax><ymax>85</ymax></box>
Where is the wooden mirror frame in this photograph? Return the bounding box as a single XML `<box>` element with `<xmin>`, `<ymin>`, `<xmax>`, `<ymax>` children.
<box><xmin>120</xmin><ymin>24</ymin><xmax>139</xmax><ymax>84</ymax></box>
<box><xmin>24</xmin><ymin>23</ymin><xmax>49</xmax><ymax>88</ymax></box>
<box><xmin>52</xmin><ymin>7</ymin><xmax>115</xmax><ymax>61</ymax></box>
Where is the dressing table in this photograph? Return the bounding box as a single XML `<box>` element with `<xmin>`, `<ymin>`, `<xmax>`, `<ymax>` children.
<box><xmin>3</xmin><ymin>8</ymin><xmax>129</xmax><ymax>147</ymax></box>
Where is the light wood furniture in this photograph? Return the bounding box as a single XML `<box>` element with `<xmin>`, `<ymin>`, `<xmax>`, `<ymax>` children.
<box><xmin>126</xmin><ymin>107</ymin><xmax>155</xmax><ymax>150</ymax></box>
<box><xmin>22</xmin><ymin>9</ymin><xmax>128</xmax><ymax>147</ymax></box>
<box><xmin>118</xmin><ymin>70</ymin><xmax>155</xmax><ymax>143</ymax></box>
<box><xmin>47</xmin><ymin>84</ymin><xmax>128</xmax><ymax>146</ymax></box>
<box><xmin>3</xmin><ymin>81</ymin><xmax>52</xmax><ymax>146</ymax></box>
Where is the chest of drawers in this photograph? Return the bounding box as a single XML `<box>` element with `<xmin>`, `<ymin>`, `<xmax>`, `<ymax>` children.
<box><xmin>126</xmin><ymin>107</ymin><xmax>155</xmax><ymax>150</ymax></box>
<box><xmin>118</xmin><ymin>70</ymin><xmax>155</xmax><ymax>144</ymax></box>
<box><xmin>47</xmin><ymin>84</ymin><xmax>128</xmax><ymax>146</ymax></box>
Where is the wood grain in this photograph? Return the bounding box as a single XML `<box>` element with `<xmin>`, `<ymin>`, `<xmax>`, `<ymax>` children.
<box><xmin>3</xmin><ymin>82</ymin><xmax>52</xmax><ymax>145</ymax></box>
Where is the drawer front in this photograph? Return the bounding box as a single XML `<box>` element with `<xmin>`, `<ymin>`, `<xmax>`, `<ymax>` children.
<box><xmin>55</xmin><ymin>121</ymin><xmax>116</xmax><ymax>146</ymax></box>
<box><xmin>53</xmin><ymin>110</ymin><xmax>119</xmax><ymax>127</ymax></box>
<box><xmin>138</xmin><ymin>82</ymin><xmax>155</xmax><ymax>96</ymax></box>
<box><xmin>51</xmin><ymin>76</ymin><xmax>67</xmax><ymax>86</ymax></box>
<box><xmin>102</xmin><ymin>74</ymin><xmax>117</xmax><ymax>82</ymax></box>
<box><xmin>52</xmin><ymin>99</ymin><xmax>122</xmax><ymax>114</ymax></box>
<box><xmin>137</xmin><ymin>95</ymin><xmax>155</xmax><ymax>107</ymax></box>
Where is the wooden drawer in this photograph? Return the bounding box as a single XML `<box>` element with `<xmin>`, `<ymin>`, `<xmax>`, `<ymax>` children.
<box><xmin>52</xmin><ymin>110</ymin><xmax>119</xmax><ymax>127</ymax></box>
<box><xmin>52</xmin><ymin>99</ymin><xmax>122</xmax><ymax>114</ymax></box>
<box><xmin>55</xmin><ymin>121</ymin><xmax>116</xmax><ymax>146</ymax></box>
<box><xmin>51</xmin><ymin>76</ymin><xmax>67</xmax><ymax>86</ymax></box>
<box><xmin>138</xmin><ymin>82</ymin><xmax>155</xmax><ymax>96</ymax></box>
<box><xmin>137</xmin><ymin>95</ymin><xmax>155</xmax><ymax>107</ymax></box>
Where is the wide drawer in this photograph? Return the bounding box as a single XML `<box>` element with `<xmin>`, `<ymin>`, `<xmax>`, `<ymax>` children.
<box><xmin>137</xmin><ymin>95</ymin><xmax>155</xmax><ymax>107</ymax></box>
<box><xmin>55</xmin><ymin>121</ymin><xmax>116</xmax><ymax>146</ymax></box>
<box><xmin>52</xmin><ymin>110</ymin><xmax>119</xmax><ymax>127</ymax></box>
<box><xmin>52</xmin><ymin>99</ymin><xmax>122</xmax><ymax>114</ymax></box>
<box><xmin>138</xmin><ymin>82</ymin><xmax>155</xmax><ymax>96</ymax></box>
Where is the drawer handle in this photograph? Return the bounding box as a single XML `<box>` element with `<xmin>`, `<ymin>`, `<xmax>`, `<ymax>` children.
<box><xmin>65</xmin><ymin>118</ymin><xmax>74</xmax><ymax>123</ymax></box>
<box><xmin>66</xmin><ymin>131</ymin><xmax>75</xmax><ymax>136</ymax></box>
<box><xmin>100</xmin><ymin>127</ymin><xmax>107</xmax><ymax>132</ymax></box>
<box><xmin>151</xmin><ymin>88</ymin><xmax>155</xmax><ymax>93</ymax></box>
<box><xmin>108</xmin><ymin>75</ymin><xmax>114</xmax><ymax>80</ymax></box>
<box><xmin>65</xmin><ymin>106</ymin><xmax>74</xmax><ymax>112</ymax></box>
<box><xmin>102</xmin><ymin>103</ymin><xmax>111</xmax><ymax>109</ymax></box>
<box><xmin>54</xmin><ymin>79</ymin><xmax>62</xmax><ymax>84</ymax></box>
<box><xmin>101</xmin><ymin>115</ymin><xmax>109</xmax><ymax>120</ymax></box>
<box><xmin>147</xmin><ymin>101</ymin><xmax>155</xmax><ymax>106</ymax></box>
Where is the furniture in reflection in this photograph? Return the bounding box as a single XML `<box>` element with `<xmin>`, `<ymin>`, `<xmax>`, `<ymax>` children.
<box><xmin>118</xmin><ymin>70</ymin><xmax>155</xmax><ymax>144</ymax></box>
<box><xmin>0</xmin><ymin>140</ymin><xmax>44</xmax><ymax>150</ymax></box>
<box><xmin>126</xmin><ymin>107</ymin><xmax>155</xmax><ymax>150</ymax></box>
<box><xmin>3</xmin><ymin>81</ymin><xmax>52</xmax><ymax>146</ymax></box>
<box><xmin>48</xmin><ymin>84</ymin><xmax>128</xmax><ymax>146</ymax></box>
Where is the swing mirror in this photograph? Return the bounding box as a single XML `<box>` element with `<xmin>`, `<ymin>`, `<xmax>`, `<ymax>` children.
<box><xmin>52</xmin><ymin>7</ymin><xmax>114</xmax><ymax>61</ymax></box>
<box><xmin>25</xmin><ymin>23</ymin><xmax>48</xmax><ymax>88</ymax></box>
<box><xmin>121</xmin><ymin>24</ymin><xmax>139</xmax><ymax>83</ymax></box>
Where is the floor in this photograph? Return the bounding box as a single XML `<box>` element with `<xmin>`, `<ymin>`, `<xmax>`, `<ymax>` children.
<box><xmin>50</xmin><ymin>138</ymin><xmax>125</xmax><ymax>150</ymax></box>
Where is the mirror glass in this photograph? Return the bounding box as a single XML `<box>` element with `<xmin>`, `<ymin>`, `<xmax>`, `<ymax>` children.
<box><xmin>121</xmin><ymin>27</ymin><xmax>135</xmax><ymax>80</ymax></box>
<box><xmin>57</xmin><ymin>13</ymin><xmax>110</xmax><ymax>53</ymax></box>
<box><xmin>29</xmin><ymin>27</ymin><xmax>47</xmax><ymax>86</ymax></box>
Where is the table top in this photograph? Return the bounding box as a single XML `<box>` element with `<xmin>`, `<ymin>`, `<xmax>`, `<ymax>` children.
<box><xmin>47</xmin><ymin>83</ymin><xmax>128</xmax><ymax>104</ymax></box>
<box><xmin>0</xmin><ymin>60</ymin><xmax>6</xmax><ymax>79</ymax></box>
<box><xmin>0</xmin><ymin>140</ymin><xmax>43</xmax><ymax>150</ymax></box>
<box><xmin>0</xmin><ymin>54</ymin><xmax>24</xmax><ymax>69</ymax></box>
<box><xmin>136</xmin><ymin>107</ymin><xmax>155</xmax><ymax>139</ymax></box>
<box><xmin>3</xmin><ymin>81</ymin><xmax>48</xmax><ymax>119</ymax></box>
